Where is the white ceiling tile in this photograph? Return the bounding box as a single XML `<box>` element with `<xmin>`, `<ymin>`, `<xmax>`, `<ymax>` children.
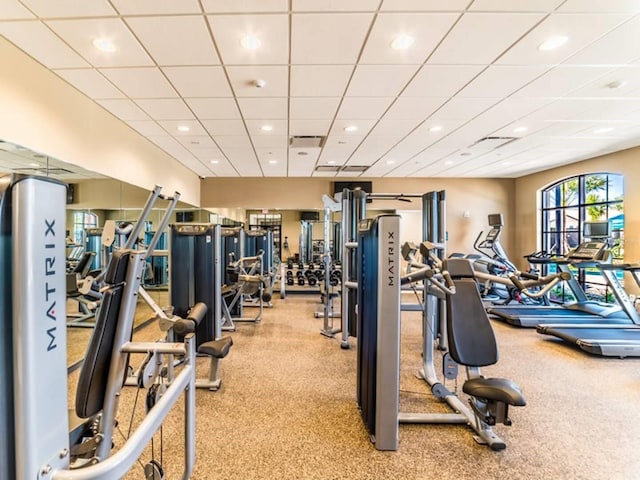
<box><xmin>0</xmin><ymin>0</ymin><xmax>34</xmax><ymax>18</ymax></box>
<box><xmin>384</xmin><ymin>96</ymin><xmax>447</xmax><ymax>119</ymax></box>
<box><xmin>0</xmin><ymin>21</ymin><xmax>89</xmax><ymax>68</ymax></box>
<box><xmin>223</xmin><ymin>149</ymin><xmax>261</xmax><ymax>176</ymax></box>
<box><xmin>251</xmin><ymin>135</ymin><xmax>288</xmax><ymax>148</ymax></box>
<box><xmin>291</xmin><ymin>13</ymin><xmax>374</xmax><ymax>64</ymax></box>
<box><xmin>381</xmin><ymin>0</ymin><xmax>470</xmax><ymax>11</ymax></box>
<box><xmin>568</xmin><ymin>66</ymin><xmax>640</xmax><ymax>97</ymax></box>
<box><xmin>245</xmin><ymin>119</ymin><xmax>288</xmax><ymax>136</ymax></box>
<box><xmin>190</xmin><ymin>147</ymin><xmax>224</xmax><ymax>160</ymax></box>
<box><xmin>469</xmin><ymin>0</ymin><xmax>564</xmax><ymax>11</ymax></box>
<box><xmin>337</xmin><ymin>97</ymin><xmax>394</xmax><ymax>119</ymax></box>
<box><xmin>176</xmin><ymin>136</ymin><xmax>219</xmax><ymax>149</ymax></box>
<box><xmin>261</xmin><ymin>160</ymin><xmax>287</xmax><ymax>176</ymax></box>
<box><xmin>135</xmin><ymin>99</ymin><xmax>195</xmax><ymax>120</ymax></box>
<box><xmin>208</xmin><ymin>158</ymin><xmax>238</xmax><ymax>176</ymax></box>
<box><xmin>360</xmin><ymin>13</ymin><xmax>459</xmax><ymax>64</ymax></box>
<box><xmin>101</xmin><ymin>67</ymin><xmax>177</xmax><ymax>98</ymax></box>
<box><xmin>202</xmin><ymin>119</ymin><xmax>247</xmax><ymax>136</ymax></box>
<box><xmin>458</xmin><ymin>65</ymin><xmax>550</xmax><ymax>97</ymax></box>
<box><xmin>255</xmin><ymin>147</ymin><xmax>287</xmax><ymax>161</ymax></box>
<box><xmin>557</xmin><ymin>0</ymin><xmax>640</xmax><ymax>12</ymax></box>
<box><xmin>46</xmin><ymin>18</ymin><xmax>154</xmax><ymax>68</ymax></box>
<box><xmin>214</xmin><ymin>135</ymin><xmax>253</xmax><ymax>149</ymax></box>
<box><xmin>402</xmin><ymin>65</ymin><xmax>485</xmax><ymax>97</ymax></box>
<box><xmin>238</xmin><ymin>97</ymin><xmax>289</xmax><ymax>119</ymax></box>
<box><xmin>497</xmin><ymin>14</ymin><xmax>631</xmax><ymax>66</ymax></box>
<box><xmin>125</xmin><ymin>16</ymin><xmax>219</xmax><ymax>66</ymax></box>
<box><xmin>346</xmin><ymin>64</ymin><xmax>420</xmax><ymax>96</ymax></box>
<box><xmin>163</xmin><ymin>66</ymin><xmax>232</xmax><ymax>97</ymax></box>
<box><xmin>290</xmin><ymin>97</ymin><xmax>341</xmax><ymax>119</ymax></box>
<box><xmin>19</xmin><ymin>0</ymin><xmax>116</xmax><ymax>17</ymax></box>
<box><xmin>289</xmin><ymin>119</ymin><xmax>332</xmax><ymax>136</ymax></box>
<box><xmin>202</xmin><ymin>0</ymin><xmax>288</xmax><ymax>13</ymax></box>
<box><xmin>294</xmin><ymin>0</ymin><xmax>380</xmax><ymax>11</ymax></box>
<box><xmin>429</xmin><ymin>97</ymin><xmax>498</xmax><ymax>120</ymax></box>
<box><xmin>429</xmin><ymin>13</ymin><xmax>545</xmax><ymax>65</ymax></box>
<box><xmin>290</xmin><ymin>65</ymin><xmax>353</xmax><ymax>97</ymax></box>
<box><xmin>111</xmin><ymin>0</ymin><xmax>201</xmax><ymax>14</ymax></box>
<box><xmin>330</xmin><ymin>118</ymin><xmax>377</xmax><ymax>136</ymax></box>
<box><xmin>513</xmin><ymin>66</ymin><xmax>614</xmax><ymax>97</ymax></box>
<box><xmin>158</xmin><ymin>120</ymin><xmax>209</xmax><ymax>137</ymax></box>
<box><xmin>207</xmin><ymin>14</ymin><xmax>288</xmax><ymax>65</ymax></box>
<box><xmin>96</xmin><ymin>99</ymin><xmax>150</xmax><ymax>121</ymax></box>
<box><xmin>370</xmin><ymin>117</ymin><xmax>421</xmax><ymax>136</ymax></box>
<box><xmin>563</xmin><ymin>16</ymin><xmax>640</xmax><ymax>66</ymax></box>
<box><xmin>126</xmin><ymin>120</ymin><xmax>167</xmax><ymax>136</ymax></box>
<box><xmin>358</xmin><ymin>135</ymin><xmax>401</xmax><ymax>150</ymax></box>
<box><xmin>185</xmin><ymin>98</ymin><xmax>241</xmax><ymax>119</ymax></box>
<box><xmin>288</xmin><ymin>148</ymin><xmax>319</xmax><ymax>176</ymax></box>
<box><xmin>54</xmin><ymin>68</ymin><xmax>124</xmax><ymax>99</ymax></box>
<box><xmin>226</xmin><ymin>66</ymin><xmax>288</xmax><ymax>97</ymax></box>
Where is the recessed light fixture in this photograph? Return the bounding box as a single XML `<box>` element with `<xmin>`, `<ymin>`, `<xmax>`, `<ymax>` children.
<box><xmin>429</xmin><ymin>125</ymin><xmax>443</xmax><ymax>133</ymax></box>
<box><xmin>501</xmin><ymin>161</ymin><xmax>512</xmax><ymax>166</ymax></box>
<box><xmin>444</xmin><ymin>160</ymin><xmax>454</xmax><ymax>166</ymax></box>
<box><xmin>391</xmin><ymin>34</ymin><xmax>415</xmax><ymax>50</ymax></box>
<box><xmin>538</xmin><ymin>35</ymin><xmax>568</xmax><ymax>51</ymax></box>
<box><xmin>328</xmin><ymin>160</ymin><xmax>336</xmax><ymax>165</ymax></box>
<box><xmin>268</xmin><ymin>159</ymin><xmax>278</xmax><ymax>164</ymax></box>
<box><xmin>513</xmin><ymin>126</ymin><xmax>528</xmax><ymax>133</ymax></box>
<box><xmin>605</xmin><ymin>80</ymin><xmax>627</xmax><ymax>90</ymax></box>
<box><xmin>210</xmin><ymin>159</ymin><xmax>220</xmax><ymax>164</ymax></box>
<box><xmin>298</xmin><ymin>151</ymin><xmax>309</xmax><ymax>156</ymax></box>
<box><xmin>177</xmin><ymin>125</ymin><xmax>190</xmax><ymax>133</ymax></box>
<box><xmin>337</xmin><ymin>141</ymin><xmax>347</xmax><ymax>145</ymax></box>
<box><xmin>28</xmin><ymin>162</ymin><xmax>39</xmax><ymax>167</ymax></box>
<box><xmin>240</xmin><ymin>34</ymin><xmax>261</xmax><ymax>50</ymax></box>
<box><xmin>386</xmin><ymin>160</ymin><xmax>395</xmax><ymax>165</ymax></box>
<box><xmin>344</xmin><ymin>125</ymin><xmax>358</xmax><ymax>133</ymax></box>
<box><xmin>593</xmin><ymin>127</ymin><xmax>613</xmax><ymax>134</ymax></box>
<box><xmin>261</xmin><ymin>125</ymin><xmax>273</xmax><ymax>132</ymax></box>
<box><xmin>92</xmin><ymin>37</ymin><xmax>116</xmax><ymax>53</ymax></box>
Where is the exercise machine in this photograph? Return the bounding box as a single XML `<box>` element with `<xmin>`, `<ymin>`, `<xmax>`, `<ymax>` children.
<box><xmin>354</xmin><ymin>213</ymin><xmax>526</xmax><ymax>451</ymax></box>
<box><xmin>1</xmin><ymin>175</ymin><xmax>196</xmax><ymax>479</ymax></box>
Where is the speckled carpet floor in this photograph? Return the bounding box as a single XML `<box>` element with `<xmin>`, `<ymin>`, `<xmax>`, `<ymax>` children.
<box><xmin>67</xmin><ymin>293</ymin><xmax>640</xmax><ymax>480</ymax></box>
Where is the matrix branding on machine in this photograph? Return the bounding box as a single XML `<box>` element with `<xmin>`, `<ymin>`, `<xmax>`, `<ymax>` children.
<box><xmin>44</xmin><ymin>218</ymin><xmax>57</xmax><ymax>352</ymax></box>
<box><xmin>387</xmin><ymin>230</ymin><xmax>395</xmax><ymax>287</ymax></box>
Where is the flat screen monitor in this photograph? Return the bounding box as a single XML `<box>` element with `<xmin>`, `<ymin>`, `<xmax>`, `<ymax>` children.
<box><xmin>488</xmin><ymin>213</ymin><xmax>503</xmax><ymax>227</ymax></box>
<box><xmin>583</xmin><ymin>221</ymin><xmax>610</xmax><ymax>238</ymax></box>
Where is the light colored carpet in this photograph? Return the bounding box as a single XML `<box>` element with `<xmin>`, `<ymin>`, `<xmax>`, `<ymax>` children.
<box><xmin>68</xmin><ymin>293</ymin><xmax>640</xmax><ymax>480</ymax></box>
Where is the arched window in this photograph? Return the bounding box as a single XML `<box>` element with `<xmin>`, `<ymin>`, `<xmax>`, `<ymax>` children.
<box><xmin>541</xmin><ymin>173</ymin><xmax>623</xmax><ymax>303</ymax></box>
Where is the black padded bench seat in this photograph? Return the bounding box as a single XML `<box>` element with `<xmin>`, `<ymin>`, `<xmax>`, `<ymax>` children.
<box><xmin>463</xmin><ymin>378</ymin><xmax>526</xmax><ymax>406</ymax></box>
<box><xmin>198</xmin><ymin>337</ymin><xmax>233</xmax><ymax>359</ymax></box>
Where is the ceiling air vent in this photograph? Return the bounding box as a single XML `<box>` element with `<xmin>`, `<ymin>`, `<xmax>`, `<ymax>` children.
<box><xmin>289</xmin><ymin>136</ymin><xmax>326</xmax><ymax>148</ymax></box>
<box><xmin>14</xmin><ymin>167</ymin><xmax>73</xmax><ymax>175</ymax></box>
<box><xmin>469</xmin><ymin>136</ymin><xmax>516</xmax><ymax>150</ymax></box>
<box><xmin>315</xmin><ymin>165</ymin><xmax>341</xmax><ymax>172</ymax></box>
<box><xmin>340</xmin><ymin>165</ymin><xmax>369</xmax><ymax>173</ymax></box>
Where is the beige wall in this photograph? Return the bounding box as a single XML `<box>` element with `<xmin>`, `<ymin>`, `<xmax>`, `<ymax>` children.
<box><xmin>204</xmin><ymin>177</ymin><xmax>516</xmax><ymax>256</ymax></box>
<box><xmin>0</xmin><ymin>37</ymin><xmax>201</xmax><ymax>206</ymax></box>
<box><xmin>514</xmin><ymin>145</ymin><xmax>640</xmax><ymax>271</ymax></box>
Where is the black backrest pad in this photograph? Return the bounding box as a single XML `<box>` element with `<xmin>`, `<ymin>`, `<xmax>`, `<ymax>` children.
<box><xmin>446</xmin><ymin>278</ymin><xmax>499</xmax><ymax>367</ymax></box>
<box><xmin>104</xmin><ymin>250</ymin><xmax>130</xmax><ymax>284</ymax></box>
<box><xmin>443</xmin><ymin>258</ymin><xmax>475</xmax><ymax>279</ymax></box>
<box><xmin>75</xmin><ymin>285</ymin><xmax>124</xmax><ymax>418</ymax></box>
<box><xmin>73</xmin><ymin>251</ymin><xmax>96</xmax><ymax>277</ymax></box>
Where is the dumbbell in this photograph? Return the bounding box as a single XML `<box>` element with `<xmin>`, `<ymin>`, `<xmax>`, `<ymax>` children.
<box><xmin>315</xmin><ymin>269</ymin><xmax>324</xmax><ymax>280</ymax></box>
<box><xmin>286</xmin><ymin>276</ymin><xmax>294</xmax><ymax>286</ymax></box>
<box><xmin>286</xmin><ymin>270</ymin><xmax>293</xmax><ymax>277</ymax></box>
<box><xmin>307</xmin><ymin>275</ymin><xmax>317</xmax><ymax>287</ymax></box>
<box><xmin>297</xmin><ymin>275</ymin><xmax>306</xmax><ymax>286</ymax></box>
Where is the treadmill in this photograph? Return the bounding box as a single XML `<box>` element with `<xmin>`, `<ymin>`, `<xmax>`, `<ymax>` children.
<box><xmin>488</xmin><ymin>240</ymin><xmax>635</xmax><ymax>327</ymax></box>
<box><xmin>537</xmin><ymin>262</ymin><xmax>640</xmax><ymax>357</ymax></box>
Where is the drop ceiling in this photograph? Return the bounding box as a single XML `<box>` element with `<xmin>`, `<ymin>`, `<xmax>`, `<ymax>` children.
<box><xmin>2</xmin><ymin>0</ymin><xmax>640</xmax><ymax>178</ymax></box>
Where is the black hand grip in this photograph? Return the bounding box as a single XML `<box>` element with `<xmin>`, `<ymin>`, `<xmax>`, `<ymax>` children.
<box><xmin>187</xmin><ymin>302</ymin><xmax>208</xmax><ymax>325</ymax></box>
<box><xmin>520</xmin><ymin>271</ymin><xmax>539</xmax><ymax>280</ymax></box>
<box><xmin>173</xmin><ymin>318</ymin><xmax>196</xmax><ymax>335</ymax></box>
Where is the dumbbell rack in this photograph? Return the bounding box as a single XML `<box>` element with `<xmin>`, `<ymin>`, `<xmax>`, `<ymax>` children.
<box><xmin>282</xmin><ymin>261</ymin><xmax>341</xmax><ymax>295</ymax></box>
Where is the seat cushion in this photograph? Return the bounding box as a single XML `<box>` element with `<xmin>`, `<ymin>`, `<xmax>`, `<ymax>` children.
<box><xmin>463</xmin><ymin>377</ymin><xmax>526</xmax><ymax>406</ymax></box>
<box><xmin>198</xmin><ymin>337</ymin><xmax>233</xmax><ymax>358</ymax></box>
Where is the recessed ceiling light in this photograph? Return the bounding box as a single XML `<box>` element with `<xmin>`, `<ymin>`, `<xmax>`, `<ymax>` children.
<box><xmin>391</xmin><ymin>34</ymin><xmax>415</xmax><ymax>50</ymax></box>
<box><xmin>386</xmin><ymin>160</ymin><xmax>395</xmax><ymax>165</ymax></box>
<box><xmin>92</xmin><ymin>37</ymin><xmax>116</xmax><ymax>53</ymax></box>
<box><xmin>605</xmin><ymin>80</ymin><xmax>627</xmax><ymax>90</ymax></box>
<box><xmin>429</xmin><ymin>125</ymin><xmax>443</xmax><ymax>133</ymax></box>
<box><xmin>240</xmin><ymin>34</ymin><xmax>261</xmax><ymax>50</ymax></box>
<box><xmin>328</xmin><ymin>160</ymin><xmax>336</xmax><ymax>165</ymax></box>
<box><xmin>268</xmin><ymin>159</ymin><xmax>278</xmax><ymax>164</ymax></box>
<box><xmin>344</xmin><ymin>125</ymin><xmax>358</xmax><ymax>133</ymax></box>
<box><xmin>593</xmin><ymin>127</ymin><xmax>613</xmax><ymax>134</ymax></box>
<box><xmin>501</xmin><ymin>161</ymin><xmax>512</xmax><ymax>166</ymax></box>
<box><xmin>261</xmin><ymin>125</ymin><xmax>273</xmax><ymax>132</ymax></box>
<box><xmin>513</xmin><ymin>126</ymin><xmax>528</xmax><ymax>133</ymax></box>
<box><xmin>538</xmin><ymin>35</ymin><xmax>568</xmax><ymax>51</ymax></box>
<box><xmin>28</xmin><ymin>162</ymin><xmax>39</xmax><ymax>167</ymax></box>
<box><xmin>298</xmin><ymin>151</ymin><xmax>309</xmax><ymax>156</ymax></box>
<box><xmin>177</xmin><ymin>125</ymin><xmax>190</xmax><ymax>133</ymax></box>
<box><xmin>444</xmin><ymin>160</ymin><xmax>454</xmax><ymax>166</ymax></box>
<box><xmin>337</xmin><ymin>141</ymin><xmax>347</xmax><ymax>145</ymax></box>
<box><xmin>210</xmin><ymin>159</ymin><xmax>220</xmax><ymax>164</ymax></box>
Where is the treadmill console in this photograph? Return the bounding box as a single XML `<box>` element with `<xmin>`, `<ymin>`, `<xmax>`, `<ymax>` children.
<box><xmin>567</xmin><ymin>241</ymin><xmax>606</xmax><ymax>260</ymax></box>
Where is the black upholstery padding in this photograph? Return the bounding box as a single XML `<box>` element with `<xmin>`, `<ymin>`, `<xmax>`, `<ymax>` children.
<box><xmin>73</xmin><ymin>252</ymin><xmax>96</xmax><ymax>277</ymax></box>
<box><xmin>75</xmin><ymin>285</ymin><xmax>124</xmax><ymax>418</ymax></box>
<box><xmin>104</xmin><ymin>250</ymin><xmax>130</xmax><ymax>284</ymax></box>
<box><xmin>198</xmin><ymin>337</ymin><xmax>233</xmax><ymax>358</ymax></box>
<box><xmin>463</xmin><ymin>377</ymin><xmax>526</xmax><ymax>406</ymax></box>
<box><xmin>443</xmin><ymin>258</ymin><xmax>475</xmax><ymax>279</ymax></box>
<box><xmin>446</xmin><ymin>278</ymin><xmax>498</xmax><ymax>367</ymax></box>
